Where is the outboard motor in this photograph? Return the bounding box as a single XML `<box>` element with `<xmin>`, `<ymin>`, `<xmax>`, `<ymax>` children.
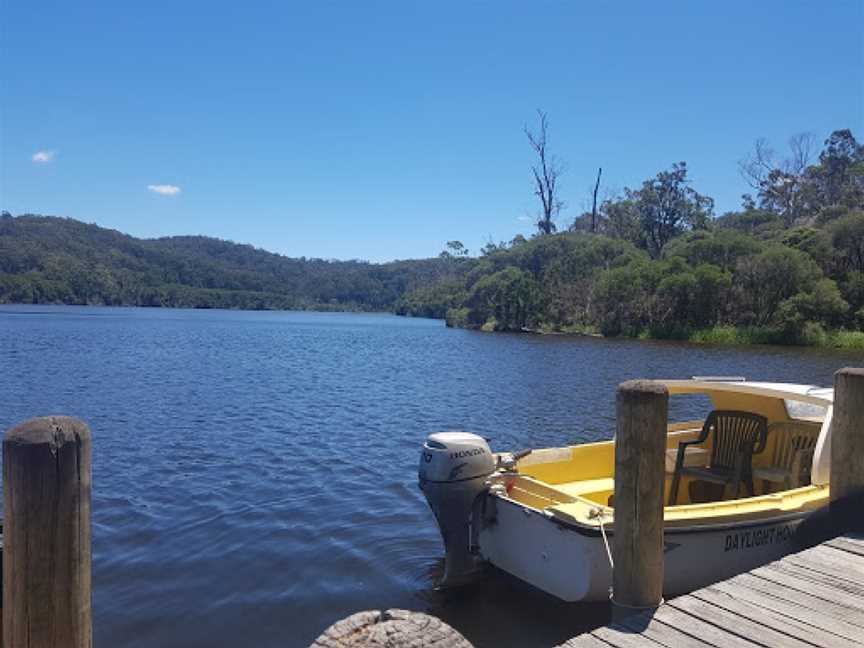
<box><xmin>418</xmin><ymin>432</ymin><xmax>496</xmax><ymax>586</ymax></box>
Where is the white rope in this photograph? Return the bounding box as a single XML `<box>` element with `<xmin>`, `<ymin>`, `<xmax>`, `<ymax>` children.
<box><xmin>589</xmin><ymin>507</ymin><xmax>614</xmax><ymax>569</ymax></box>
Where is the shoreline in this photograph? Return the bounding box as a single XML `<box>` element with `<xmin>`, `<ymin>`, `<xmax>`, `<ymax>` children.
<box><xmin>458</xmin><ymin>321</ymin><xmax>864</xmax><ymax>350</ymax></box>
<box><xmin>4</xmin><ymin>301</ymin><xmax>863</xmax><ymax>350</ymax></box>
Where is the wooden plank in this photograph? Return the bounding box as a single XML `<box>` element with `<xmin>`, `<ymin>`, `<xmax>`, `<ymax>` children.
<box><xmin>668</xmin><ymin>595</ymin><xmax>816</xmax><ymax>648</ymax></box>
<box><xmin>748</xmin><ymin>563</ymin><xmax>864</xmax><ymax>610</ymax></box>
<box><xmin>593</xmin><ymin>624</ymin><xmax>667</xmax><ymax>648</ymax></box>
<box><xmin>557</xmin><ymin>633</ymin><xmax>616</xmax><ymax>648</ymax></box>
<box><xmin>750</xmin><ymin>565</ymin><xmax>864</xmax><ymax>614</ymax></box>
<box><xmin>829</xmin><ymin>533</ymin><xmax>864</xmax><ymax>548</ymax></box>
<box><xmin>783</xmin><ymin>547</ymin><xmax>864</xmax><ymax>587</ymax></box>
<box><xmin>691</xmin><ymin>586</ymin><xmax>853</xmax><ymax>647</ymax></box>
<box><xmin>730</xmin><ymin>571</ymin><xmax>864</xmax><ymax>628</ymax></box>
<box><xmin>822</xmin><ymin>538</ymin><xmax>864</xmax><ymax>558</ymax></box>
<box><xmin>651</xmin><ymin>605</ymin><xmax>761</xmax><ymax>648</ymax></box>
<box><xmin>616</xmin><ymin>615</ymin><xmax>717</xmax><ymax>648</ymax></box>
<box><xmin>807</xmin><ymin>543</ymin><xmax>864</xmax><ymax>575</ymax></box>
<box><xmin>704</xmin><ymin>582</ymin><xmax>863</xmax><ymax>646</ymax></box>
<box><xmin>781</xmin><ymin>547</ymin><xmax>864</xmax><ymax>583</ymax></box>
<box><xmin>769</xmin><ymin>560</ymin><xmax>864</xmax><ymax>598</ymax></box>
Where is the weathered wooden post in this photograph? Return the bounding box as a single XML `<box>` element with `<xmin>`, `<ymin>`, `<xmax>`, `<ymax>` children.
<box><xmin>311</xmin><ymin>609</ymin><xmax>473</xmax><ymax>647</ymax></box>
<box><xmin>3</xmin><ymin>416</ymin><xmax>92</xmax><ymax>648</ymax></box>
<box><xmin>611</xmin><ymin>380</ymin><xmax>668</xmax><ymax>621</ymax></box>
<box><xmin>831</xmin><ymin>368</ymin><xmax>864</xmax><ymax>533</ymax></box>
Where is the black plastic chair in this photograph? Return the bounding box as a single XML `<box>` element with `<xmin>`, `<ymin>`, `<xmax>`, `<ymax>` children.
<box><xmin>668</xmin><ymin>410</ymin><xmax>769</xmax><ymax>505</ymax></box>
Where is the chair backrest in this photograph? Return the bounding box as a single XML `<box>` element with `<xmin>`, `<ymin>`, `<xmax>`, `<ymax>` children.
<box><xmin>706</xmin><ymin>410</ymin><xmax>769</xmax><ymax>471</ymax></box>
<box><xmin>768</xmin><ymin>421</ymin><xmax>820</xmax><ymax>471</ymax></box>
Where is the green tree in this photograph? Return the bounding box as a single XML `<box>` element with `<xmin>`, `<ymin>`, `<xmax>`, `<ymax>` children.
<box><xmin>813</xmin><ymin>129</ymin><xmax>864</xmax><ymax>209</ymax></box>
<box><xmin>465</xmin><ymin>266</ymin><xmax>540</xmax><ymax>331</ymax></box>
<box><xmin>601</xmin><ymin>198</ymin><xmax>642</xmax><ymax>246</ymax></box>
<box><xmin>781</xmin><ymin>227</ymin><xmax>835</xmax><ymax>274</ymax></box>
<box><xmin>733</xmin><ymin>246</ymin><xmax>822</xmax><ymax>326</ymax></box>
<box><xmin>440</xmin><ymin>240</ymin><xmax>469</xmax><ymax>259</ymax></box>
<box><xmin>692</xmin><ymin>264</ymin><xmax>732</xmax><ymax>328</ymax></box>
<box><xmin>665</xmin><ymin>230</ymin><xmax>762</xmax><ymax>273</ymax></box>
<box><xmin>592</xmin><ymin>262</ymin><xmax>653</xmax><ymax>336</ymax></box>
<box><xmin>830</xmin><ymin>212</ymin><xmax>864</xmax><ymax>274</ymax></box>
<box><xmin>841</xmin><ymin>271</ymin><xmax>864</xmax><ymax>315</ymax></box>
<box><xmin>627</xmin><ymin>162</ymin><xmax>713</xmax><ymax>258</ymax></box>
<box><xmin>715</xmin><ymin>208</ymin><xmax>782</xmax><ymax>236</ymax></box>
<box><xmin>777</xmin><ymin>279</ymin><xmax>849</xmax><ymax>330</ymax></box>
<box><xmin>655</xmin><ymin>270</ymin><xmax>698</xmax><ymax>330</ymax></box>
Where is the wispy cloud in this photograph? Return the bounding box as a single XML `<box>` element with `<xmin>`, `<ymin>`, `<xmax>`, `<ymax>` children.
<box><xmin>32</xmin><ymin>150</ymin><xmax>56</xmax><ymax>164</ymax></box>
<box><xmin>517</xmin><ymin>215</ymin><xmax>533</xmax><ymax>222</ymax></box>
<box><xmin>147</xmin><ymin>184</ymin><xmax>181</xmax><ymax>196</ymax></box>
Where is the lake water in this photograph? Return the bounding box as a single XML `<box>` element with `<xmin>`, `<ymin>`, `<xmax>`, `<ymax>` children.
<box><xmin>1</xmin><ymin>306</ymin><xmax>861</xmax><ymax>647</ymax></box>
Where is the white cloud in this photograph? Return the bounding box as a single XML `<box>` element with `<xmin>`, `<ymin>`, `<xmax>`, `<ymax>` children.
<box><xmin>147</xmin><ymin>184</ymin><xmax>181</xmax><ymax>196</ymax></box>
<box><xmin>517</xmin><ymin>215</ymin><xmax>533</xmax><ymax>222</ymax></box>
<box><xmin>32</xmin><ymin>150</ymin><xmax>56</xmax><ymax>163</ymax></box>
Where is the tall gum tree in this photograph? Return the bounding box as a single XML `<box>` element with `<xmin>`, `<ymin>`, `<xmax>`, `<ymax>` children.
<box><xmin>627</xmin><ymin>162</ymin><xmax>713</xmax><ymax>259</ymax></box>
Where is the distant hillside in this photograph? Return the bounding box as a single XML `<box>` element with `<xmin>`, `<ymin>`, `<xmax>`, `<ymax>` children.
<box><xmin>0</xmin><ymin>214</ymin><xmax>467</xmax><ymax>311</ymax></box>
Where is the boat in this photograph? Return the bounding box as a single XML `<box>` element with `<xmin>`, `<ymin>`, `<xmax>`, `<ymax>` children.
<box><xmin>418</xmin><ymin>378</ymin><xmax>834</xmax><ymax>601</ymax></box>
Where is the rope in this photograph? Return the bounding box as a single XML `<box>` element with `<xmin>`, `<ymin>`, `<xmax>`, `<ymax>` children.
<box><xmin>589</xmin><ymin>507</ymin><xmax>614</xmax><ymax>569</ymax></box>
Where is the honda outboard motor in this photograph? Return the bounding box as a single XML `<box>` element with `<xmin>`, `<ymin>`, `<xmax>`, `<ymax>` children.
<box><xmin>418</xmin><ymin>432</ymin><xmax>495</xmax><ymax>586</ymax></box>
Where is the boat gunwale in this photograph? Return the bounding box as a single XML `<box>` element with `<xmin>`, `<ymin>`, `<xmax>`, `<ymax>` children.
<box><xmin>502</xmin><ymin>469</ymin><xmax>829</xmax><ymax>528</ymax></box>
<box><xmin>487</xmin><ymin>488</ymin><xmax>825</xmax><ymax>537</ymax></box>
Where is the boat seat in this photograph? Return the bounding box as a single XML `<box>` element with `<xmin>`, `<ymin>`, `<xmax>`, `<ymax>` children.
<box><xmin>554</xmin><ymin>478</ymin><xmax>615</xmax><ymax>499</ymax></box>
<box><xmin>753</xmin><ymin>421</ymin><xmax>819</xmax><ymax>492</ymax></box>
<box><xmin>669</xmin><ymin>410</ymin><xmax>769</xmax><ymax>505</ymax></box>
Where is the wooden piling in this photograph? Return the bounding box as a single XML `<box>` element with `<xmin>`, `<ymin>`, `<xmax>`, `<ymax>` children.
<box><xmin>830</xmin><ymin>368</ymin><xmax>864</xmax><ymax>533</ymax></box>
<box><xmin>3</xmin><ymin>416</ymin><xmax>92</xmax><ymax>648</ymax></box>
<box><xmin>312</xmin><ymin>609</ymin><xmax>473</xmax><ymax>647</ymax></box>
<box><xmin>611</xmin><ymin>380</ymin><xmax>668</xmax><ymax>620</ymax></box>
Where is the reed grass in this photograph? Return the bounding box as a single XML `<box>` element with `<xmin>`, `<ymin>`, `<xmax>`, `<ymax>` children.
<box><xmin>687</xmin><ymin>325</ymin><xmax>864</xmax><ymax>349</ymax></box>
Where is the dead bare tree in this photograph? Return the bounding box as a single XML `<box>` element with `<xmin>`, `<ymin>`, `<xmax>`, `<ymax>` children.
<box><xmin>739</xmin><ymin>138</ymin><xmax>776</xmax><ymax>191</ymax></box>
<box><xmin>787</xmin><ymin>132</ymin><xmax>815</xmax><ymax>175</ymax></box>
<box><xmin>524</xmin><ymin>110</ymin><xmax>565</xmax><ymax>235</ymax></box>
<box><xmin>591</xmin><ymin>167</ymin><xmax>602</xmax><ymax>233</ymax></box>
<box><xmin>738</xmin><ymin>133</ymin><xmax>816</xmax><ymax>225</ymax></box>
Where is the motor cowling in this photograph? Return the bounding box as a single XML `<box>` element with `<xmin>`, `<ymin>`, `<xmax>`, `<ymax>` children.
<box><xmin>419</xmin><ymin>432</ymin><xmax>495</xmax><ymax>586</ymax></box>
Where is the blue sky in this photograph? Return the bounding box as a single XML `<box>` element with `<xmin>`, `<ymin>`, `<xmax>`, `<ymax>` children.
<box><xmin>1</xmin><ymin>1</ymin><xmax>862</xmax><ymax>262</ymax></box>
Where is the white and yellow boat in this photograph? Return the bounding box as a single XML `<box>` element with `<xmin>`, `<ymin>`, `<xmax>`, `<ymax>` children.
<box><xmin>418</xmin><ymin>378</ymin><xmax>833</xmax><ymax>601</ymax></box>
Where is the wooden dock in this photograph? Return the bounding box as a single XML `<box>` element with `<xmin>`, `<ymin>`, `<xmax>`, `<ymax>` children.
<box><xmin>560</xmin><ymin>532</ymin><xmax>864</xmax><ymax>648</ymax></box>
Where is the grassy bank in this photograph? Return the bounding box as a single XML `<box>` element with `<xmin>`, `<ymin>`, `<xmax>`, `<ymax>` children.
<box><xmin>449</xmin><ymin>307</ymin><xmax>864</xmax><ymax>348</ymax></box>
<box><xmin>685</xmin><ymin>325</ymin><xmax>864</xmax><ymax>349</ymax></box>
<box><xmin>492</xmin><ymin>321</ymin><xmax>864</xmax><ymax>349</ymax></box>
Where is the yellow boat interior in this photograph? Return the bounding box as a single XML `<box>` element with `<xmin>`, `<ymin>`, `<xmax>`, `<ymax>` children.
<box><xmin>501</xmin><ymin>380</ymin><xmax>832</xmax><ymax>530</ymax></box>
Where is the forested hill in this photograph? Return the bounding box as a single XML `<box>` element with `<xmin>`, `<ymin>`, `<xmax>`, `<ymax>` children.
<box><xmin>0</xmin><ymin>214</ymin><xmax>462</xmax><ymax>311</ymax></box>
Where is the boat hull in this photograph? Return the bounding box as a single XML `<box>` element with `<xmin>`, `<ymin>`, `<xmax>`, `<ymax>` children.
<box><xmin>477</xmin><ymin>494</ymin><xmax>817</xmax><ymax>602</ymax></box>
